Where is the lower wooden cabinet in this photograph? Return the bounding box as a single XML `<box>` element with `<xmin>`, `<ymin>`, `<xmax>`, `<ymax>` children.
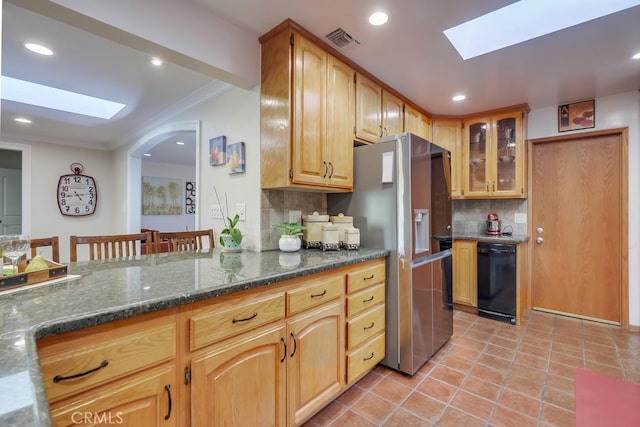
<box><xmin>287</xmin><ymin>301</ymin><xmax>345</xmax><ymax>425</ymax></box>
<box><xmin>37</xmin><ymin>258</ymin><xmax>385</xmax><ymax>427</ymax></box>
<box><xmin>190</xmin><ymin>324</ymin><xmax>287</xmax><ymax>426</ymax></box>
<box><xmin>452</xmin><ymin>240</ymin><xmax>478</xmax><ymax>307</ymax></box>
<box><xmin>38</xmin><ymin>311</ymin><xmax>178</xmax><ymax>427</ymax></box>
<box><xmin>49</xmin><ymin>364</ymin><xmax>177</xmax><ymax>427</ymax></box>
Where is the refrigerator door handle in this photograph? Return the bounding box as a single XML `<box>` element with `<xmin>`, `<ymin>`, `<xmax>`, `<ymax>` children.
<box><xmin>411</xmin><ymin>249</ymin><xmax>452</xmax><ymax>269</ymax></box>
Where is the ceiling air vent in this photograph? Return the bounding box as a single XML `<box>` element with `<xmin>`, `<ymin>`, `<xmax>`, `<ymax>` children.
<box><xmin>325</xmin><ymin>27</ymin><xmax>360</xmax><ymax>50</ymax></box>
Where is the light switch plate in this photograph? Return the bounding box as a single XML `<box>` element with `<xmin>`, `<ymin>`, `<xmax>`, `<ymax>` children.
<box><xmin>514</xmin><ymin>213</ymin><xmax>527</xmax><ymax>224</ymax></box>
<box><xmin>235</xmin><ymin>203</ymin><xmax>246</xmax><ymax>221</ymax></box>
<box><xmin>210</xmin><ymin>204</ymin><xmax>223</xmax><ymax>219</ymax></box>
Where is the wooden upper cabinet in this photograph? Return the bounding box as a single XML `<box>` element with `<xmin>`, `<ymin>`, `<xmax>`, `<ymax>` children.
<box><xmin>325</xmin><ymin>55</ymin><xmax>355</xmax><ymax>189</ymax></box>
<box><xmin>260</xmin><ymin>25</ymin><xmax>353</xmax><ymax>191</ymax></box>
<box><xmin>462</xmin><ymin>106</ymin><xmax>528</xmax><ymax>198</ymax></box>
<box><xmin>382</xmin><ymin>90</ymin><xmax>403</xmax><ymax>137</ymax></box>
<box><xmin>405</xmin><ymin>104</ymin><xmax>433</xmax><ymax>141</ymax></box>
<box><xmin>355</xmin><ymin>73</ymin><xmax>382</xmax><ymax>143</ymax></box>
<box><xmin>292</xmin><ymin>36</ymin><xmax>326</xmax><ymax>187</ymax></box>
<box><xmin>355</xmin><ymin>73</ymin><xmax>405</xmax><ymax>143</ymax></box>
<box><xmin>432</xmin><ymin>119</ymin><xmax>463</xmax><ymax>198</ymax></box>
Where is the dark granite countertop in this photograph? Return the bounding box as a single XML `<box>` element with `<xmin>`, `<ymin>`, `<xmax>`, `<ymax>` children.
<box><xmin>453</xmin><ymin>232</ymin><xmax>529</xmax><ymax>244</ymax></box>
<box><xmin>434</xmin><ymin>232</ymin><xmax>529</xmax><ymax>244</ymax></box>
<box><xmin>0</xmin><ymin>248</ymin><xmax>387</xmax><ymax>426</ymax></box>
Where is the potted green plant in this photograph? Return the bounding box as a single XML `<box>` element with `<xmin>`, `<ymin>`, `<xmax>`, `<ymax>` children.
<box><xmin>215</xmin><ymin>187</ymin><xmax>243</xmax><ymax>251</ymax></box>
<box><xmin>272</xmin><ymin>222</ymin><xmax>306</xmax><ymax>252</ymax></box>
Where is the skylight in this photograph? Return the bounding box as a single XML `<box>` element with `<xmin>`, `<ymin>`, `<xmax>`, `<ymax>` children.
<box><xmin>1</xmin><ymin>76</ymin><xmax>126</xmax><ymax>119</ymax></box>
<box><xmin>444</xmin><ymin>0</ymin><xmax>640</xmax><ymax>60</ymax></box>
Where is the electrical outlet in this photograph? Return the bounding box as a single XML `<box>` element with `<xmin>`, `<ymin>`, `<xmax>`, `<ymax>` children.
<box><xmin>235</xmin><ymin>203</ymin><xmax>246</xmax><ymax>221</ymax></box>
<box><xmin>514</xmin><ymin>213</ymin><xmax>527</xmax><ymax>224</ymax></box>
<box><xmin>289</xmin><ymin>210</ymin><xmax>302</xmax><ymax>224</ymax></box>
<box><xmin>210</xmin><ymin>204</ymin><xmax>223</xmax><ymax>219</ymax></box>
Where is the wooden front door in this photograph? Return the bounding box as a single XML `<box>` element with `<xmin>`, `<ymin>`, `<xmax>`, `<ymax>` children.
<box><xmin>530</xmin><ymin>129</ymin><xmax>627</xmax><ymax>325</ymax></box>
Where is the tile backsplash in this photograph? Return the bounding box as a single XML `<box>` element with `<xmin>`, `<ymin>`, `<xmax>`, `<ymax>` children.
<box><xmin>261</xmin><ymin>190</ymin><xmax>327</xmax><ymax>250</ymax></box>
<box><xmin>260</xmin><ymin>190</ymin><xmax>527</xmax><ymax>249</ymax></box>
<box><xmin>453</xmin><ymin>199</ymin><xmax>528</xmax><ymax>235</ymax></box>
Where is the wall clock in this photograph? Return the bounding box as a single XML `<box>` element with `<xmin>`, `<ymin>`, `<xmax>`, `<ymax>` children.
<box><xmin>57</xmin><ymin>163</ymin><xmax>98</xmax><ymax>216</ymax></box>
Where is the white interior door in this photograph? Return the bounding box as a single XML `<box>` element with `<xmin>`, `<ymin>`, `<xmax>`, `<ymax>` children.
<box><xmin>1</xmin><ymin>168</ymin><xmax>22</xmax><ymax>234</ymax></box>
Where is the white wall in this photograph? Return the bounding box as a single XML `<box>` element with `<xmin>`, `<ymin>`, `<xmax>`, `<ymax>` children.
<box><xmin>528</xmin><ymin>90</ymin><xmax>640</xmax><ymax>327</ymax></box>
<box><xmin>112</xmin><ymin>85</ymin><xmax>262</xmax><ymax>250</ymax></box>
<box><xmin>140</xmin><ymin>161</ymin><xmax>196</xmax><ymax>232</ymax></box>
<box><xmin>6</xmin><ymin>140</ymin><xmax>115</xmax><ymax>262</ymax></box>
<box><xmin>177</xmin><ymin>86</ymin><xmax>262</xmax><ymax>250</ymax></box>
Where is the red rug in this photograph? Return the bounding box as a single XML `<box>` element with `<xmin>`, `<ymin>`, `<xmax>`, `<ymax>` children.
<box><xmin>575</xmin><ymin>368</ymin><xmax>640</xmax><ymax>427</ymax></box>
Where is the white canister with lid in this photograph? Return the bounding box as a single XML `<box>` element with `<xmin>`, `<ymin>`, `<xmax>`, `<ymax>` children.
<box><xmin>329</xmin><ymin>213</ymin><xmax>353</xmax><ymax>247</ymax></box>
<box><xmin>344</xmin><ymin>227</ymin><xmax>360</xmax><ymax>250</ymax></box>
<box><xmin>302</xmin><ymin>211</ymin><xmax>329</xmax><ymax>249</ymax></box>
<box><xmin>321</xmin><ymin>223</ymin><xmax>340</xmax><ymax>251</ymax></box>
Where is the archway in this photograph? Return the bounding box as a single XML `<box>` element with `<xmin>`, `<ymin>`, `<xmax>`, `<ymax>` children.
<box><xmin>126</xmin><ymin>121</ymin><xmax>201</xmax><ymax>234</ymax></box>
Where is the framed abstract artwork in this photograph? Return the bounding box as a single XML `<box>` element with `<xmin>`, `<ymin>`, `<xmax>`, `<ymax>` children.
<box><xmin>142</xmin><ymin>176</ymin><xmax>183</xmax><ymax>215</ymax></box>
<box><xmin>185</xmin><ymin>181</ymin><xmax>196</xmax><ymax>214</ymax></box>
<box><xmin>209</xmin><ymin>135</ymin><xmax>226</xmax><ymax>166</ymax></box>
<box><xmin>227</xmin><ymin>141</ymin><xmax>246</xmax><ymax>174</ymax></box>
<box><xmin>558</xmin><ymin>100</ymin><xmax>595</xmax><ymax>132</ymax></box>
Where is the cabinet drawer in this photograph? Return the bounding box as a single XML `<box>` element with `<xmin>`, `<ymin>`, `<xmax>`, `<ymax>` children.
<box><xmin>190</xmin><ymin>292</ymin><xmax>285</xmax><ymax>350</ymax></box>
<box><xmin>346</xmin><ymin>332</ymin><xmax>385</xmax><ymax>384</ymax></box>
<box><xmin>287</xmin><ymin>274</ymin><xmax>344</xmax><ymax>315</ymax></box>
<box><xmin>38</xmin><ymin>315</ymin><xmax>176</xmax><ymax>402</ymax></box>
<box><xmin>347</xmin><ymin>304</ymin><xmax>385</xmax><ymax>349</ymax></box>
<box><xmin>346</xmin><ymin>261</ymin><xmax>385</xmax><ymax>294</ymax></box>
<box><xmin>346</xmin><ymin>282</ymin><xmax>385</xmax><ymax>318</ymax></box>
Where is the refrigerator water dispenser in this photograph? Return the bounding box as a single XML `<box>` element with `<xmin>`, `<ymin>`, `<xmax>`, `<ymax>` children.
<box><xmin>414</xmin><ymin>209</ymin><xmax>430</xmax><ymax>254</ymax></box>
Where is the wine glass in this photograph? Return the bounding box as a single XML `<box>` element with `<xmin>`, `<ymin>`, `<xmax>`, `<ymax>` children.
<box><xmin>1</xmin><ymin>234</ymin><xmax>30</xmax><ymax>275</ymax></box>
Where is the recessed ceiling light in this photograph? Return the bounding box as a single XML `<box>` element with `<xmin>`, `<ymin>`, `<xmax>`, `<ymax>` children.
<box><xmin>1</xmin><ymin>75</ymin><xmax>126</xmax><ymax>119</ymax></box>
<box><xmin>143</xmin><ymin>153</ymin><xmax>151</xmax><ymax>157</ymax></box>
<box><xmin>369</xmin><ymin>11</ymin><xmax>389</xmax><ymax>26</ymax></box>
<box><xmin>15</xmin><ymin>117</ymin><xmax>32</xmax><ymax>124</ymax></box>
<box><xmin>632</xmin><ymin>51</ymin><xmax>640</xmax><ymax>59</ymax></box>
<box><xmin>150</xmin><ymin>57</ymin><xmax>163</xmax><ymax>66</ymax></box>
<box><xmin>444</xmin><ymin>0</ymin><xmax>640</xmax><ymax>60</ymax></box>
<box><xmin>452</xmin><ymin>94</ymin><xmax>466</xmax><ymax>102</ymax></box>
<box><xmin>176</xmin><ymin>141</ymin><xmax>185</xmax><ymax>145</ymax></box>
<box><xmin>25</xmin><ymin>43</ymin><xmax>53</xmax><ymax>56</ymax></box>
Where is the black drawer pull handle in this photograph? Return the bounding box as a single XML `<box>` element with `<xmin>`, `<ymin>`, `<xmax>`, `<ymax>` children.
<box><xmin>53</xmin><ymin>360</ymin><xmax>109</xmax><ymax>382</ymax></box>
<box><xmin>363</xmin><ymin>296</ymin><xmax>374</xmax><ymax>303</ymax></box>
<box><xmin>363</xmin><ymin>352</ymin><xmax>375</xmax><ymax>361</ymax></box>
<box><xmin>280</xmin><ymin>337</ymin><xmax>287</xmax><ymax>363</ymax></box>
<box><xmin>232</xmin><ymin>312</ymin><xmax>258</xmax><ymax>323</ymax></box>
<box><xmin>363</xmin><ymin>274</ymin><xmax>374</xmax><ymax>280</ymax></box>
<box><xmin>164</xmin><ymin>384</ymin><xmax>172</xmax><ymax>420</ymax></box>
<box><xmin>311</xmin><ymin>290</ymin><xmax>327</xmax><ymax>298</ymax></box>
<box><xmin>363</xmin><ymin>322</ymin><xmax>375</xmax><ymax>330</ymax></box>
<box><xmin>290</xmin><ymin>332</ymin><xmax>297</xmax><ymax>358</ymax></box>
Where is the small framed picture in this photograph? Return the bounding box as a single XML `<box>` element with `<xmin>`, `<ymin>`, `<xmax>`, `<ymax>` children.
<box><xmin>558</xmin><ymin>100</ymin><xmax>595</xmax><ymax>132</ymax></box>
<box><xmin>209</xmin><ymin>135</ymin><xmax>226</xmax><ymax>166</ymax></box>
<box><xmin>227</xmin><ymin>142</ymin><xmax>246</xmax><ymax>174</ymax></box>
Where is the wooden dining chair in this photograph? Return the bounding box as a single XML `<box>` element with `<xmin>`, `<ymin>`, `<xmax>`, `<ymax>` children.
<box><xmin>30</xmin><ymin>236</ymin><xmax>60</xmax><ymax>263</ymax></box>
<box><xmin>154</xmin><ymin>229</ymin><xmax>214</xmax><ymax>252</ymax></box>
<box><xmin>70</xmin><ymin>231</ymin><xmax>154</xmax><ymax>262</ymax></box>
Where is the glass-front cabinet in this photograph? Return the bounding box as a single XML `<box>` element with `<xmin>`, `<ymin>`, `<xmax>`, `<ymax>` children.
<box><xmin>462</xmin><ymin>107</ymin><xmax>527</xmax><ymax>198</ymax></box>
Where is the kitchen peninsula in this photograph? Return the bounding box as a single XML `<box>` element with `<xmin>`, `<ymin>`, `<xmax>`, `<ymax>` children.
<box><xmin>0</xmin><ymin>248</ymin><xmax>387</xmax><ymax>426</ymax></box>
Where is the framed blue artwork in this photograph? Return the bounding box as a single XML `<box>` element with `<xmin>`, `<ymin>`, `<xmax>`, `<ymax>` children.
<box><xmin>227</xmin><ymin>141</ymin><xmax>246</xmax><ymax>174</ymax></box>
<box><xmin>209</xmin><ymin>135</ymin><xmax>226</xmax><ymax>166</ymax></box>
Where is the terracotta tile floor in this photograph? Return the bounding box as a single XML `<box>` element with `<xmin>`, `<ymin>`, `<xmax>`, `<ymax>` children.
<box><xmin>304</xmin><ymin>310</ymin><xmax>640</xmax><ymax>426</ymax></box>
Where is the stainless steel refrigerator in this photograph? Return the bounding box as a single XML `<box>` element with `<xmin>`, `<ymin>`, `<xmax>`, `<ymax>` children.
<box><xmin>328</xmin><ymin>132</ymin><xmax>453</xmax><ymax>375</ymax></box>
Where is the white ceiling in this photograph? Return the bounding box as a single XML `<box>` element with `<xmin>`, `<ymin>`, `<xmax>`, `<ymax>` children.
<box><xmin>2</xmin><ymin>0</ymin><xmax>640</xmax><ymax>166</ymax></box>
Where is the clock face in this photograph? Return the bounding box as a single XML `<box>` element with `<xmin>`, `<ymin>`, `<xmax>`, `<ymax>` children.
<box><xmin>57</xmin><ymin>174</ymin><xmax>98</xmax><ymax>216</ymax></box>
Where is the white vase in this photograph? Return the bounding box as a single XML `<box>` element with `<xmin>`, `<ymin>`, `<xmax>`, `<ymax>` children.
<box><xmin>220</xmin><ymin>234</ymin><xmax>242</xmax><ymax>252</ymax></box>
<box><xmin>278</xmin><ymin>235</ymin><xmax>301</xmax><ymax>252</ymax></box>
